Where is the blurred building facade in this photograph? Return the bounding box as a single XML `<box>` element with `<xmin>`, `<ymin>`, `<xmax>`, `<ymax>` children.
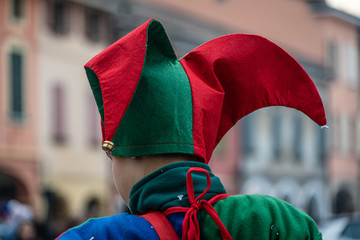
<box><xmin>313</xmin><ymin>2</ymin><xmax>360</xmax><ymax>215</ymax></box>
<box><xmin>0</xmin><ymin>0</ymin><xmax>42</xmax><ymax>217</ymax></box>
<box><xmin>36</xmin><ymin>0</ymin><xmax>122</xmax><ymax>222</ymax></box>
<box><xmin>1</xmin><ymin>0</ymin><xmax>124</xmax><ymax>227</ymax></box>
<box><xmin>0</xmin><ymin>0</ymin><xmax>359</xmax><ymax>225</ymax></box>
<box><xmin>126</xmin><ymin>0</ymin><xmax>360</xmax><ymax>221</ymax></box>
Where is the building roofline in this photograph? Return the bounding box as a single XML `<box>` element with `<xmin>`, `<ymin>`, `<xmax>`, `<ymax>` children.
<box><xmin>68</xmin><ymin>0</ymin><xmax>123</xmax><ymax>14</ymax></box>
<box><xmin>309</xmin><ymin>1</ymin><xmax>360</xmax><ymax>27</ymax></box>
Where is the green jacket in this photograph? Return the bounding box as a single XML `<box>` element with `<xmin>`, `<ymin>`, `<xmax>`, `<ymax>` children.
<box><xmin>200</xmin><ymin>194</ymin><xmax>322</xmax><ymax>239</ymax></box>
<box><xmin>131</xmin><ymin>161</ymin><xmax>323</xmax><ymax>239</ymax></box>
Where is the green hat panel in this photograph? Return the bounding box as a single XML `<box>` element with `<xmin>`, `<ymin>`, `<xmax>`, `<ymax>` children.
<box><xmin>111</xmin><ymin>20</ymin><xmax>194</xmax><ymax>157</ymax></box>
<box><xmin>85</xmin><ymin>67</ymin><xmax>104</xmax><ymax>124</ymax></box>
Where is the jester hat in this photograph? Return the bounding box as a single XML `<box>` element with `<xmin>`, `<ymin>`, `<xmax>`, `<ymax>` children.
<box><xmin>85</xmin><ymin>18</ymin><xmax>326</xmax><ymax>163</ymax></box>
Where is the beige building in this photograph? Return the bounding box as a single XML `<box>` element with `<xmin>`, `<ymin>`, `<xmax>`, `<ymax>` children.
<box><xmin>36</xmin><ymin>0</ymin><xmax>122</xmax><ymax>220</ymax></box>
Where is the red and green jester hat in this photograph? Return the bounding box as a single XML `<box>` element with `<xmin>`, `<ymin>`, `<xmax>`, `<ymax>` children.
<box><xmin>85</xmin><ymin>18</ymin><xmax>326</xmax><ymax>162</ymax></box>
<box><xmin>84</xmin><ymin>18</ymin><xmax>326</xmax><ymax>240</ymax></box>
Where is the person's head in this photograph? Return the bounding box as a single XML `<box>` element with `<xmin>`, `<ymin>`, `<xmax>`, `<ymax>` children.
<box><xmin>85</xmin><ymin>19</ymin><xmax>326</xmax><ymax>204</ymax></box>
<box><xmin>109</xmin><ymin>153</ymin><xmax>200</xmax><ymax>205</ymax></box>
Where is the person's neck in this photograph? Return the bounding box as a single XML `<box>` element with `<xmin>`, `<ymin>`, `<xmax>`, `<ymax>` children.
<box><xmin>138</xmin><ymin>154</ymin><xmax>200</xmax><ymax>177</ymax></box>
<box><xmin>119</xmin><ymin>154</ymin><xmax>201</xmax><ymax>206</ymax></box>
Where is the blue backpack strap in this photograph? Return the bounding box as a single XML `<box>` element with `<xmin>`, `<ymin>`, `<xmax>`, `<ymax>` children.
<box><xmin>141</xmin><ymin>211</ymin><xmax>180</xmax><ymax>240</ymax></box>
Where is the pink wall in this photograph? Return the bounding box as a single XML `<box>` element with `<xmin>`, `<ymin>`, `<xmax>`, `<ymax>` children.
<box><xmin>0</xmin><ymin>0</ymin><xmax>38</xmax><ymax>148</ymax></box>
<box><xmin>319</xmin><ymin>16</ymin><xmax>359</xmax><ymax>180</ymax></box>
<box><xmin>144</xmin><ymin>0</ymin><xmax>324</xmax><ymax>61</ymax></box>
<box><xmin>210</xmin><ymin>125</ymin><xmax>239</xmax><ymax>194</ymax></box>
<box><xmin>0</xmin><ymin>0</ymin><xmax>40</xmax><ymax>217</ymax></box>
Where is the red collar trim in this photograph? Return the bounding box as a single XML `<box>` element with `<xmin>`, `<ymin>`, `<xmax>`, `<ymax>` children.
<box><xmin>163</xmin><ymin>167</ymin><xmax>232</xmax><ymax>240</ymax></box>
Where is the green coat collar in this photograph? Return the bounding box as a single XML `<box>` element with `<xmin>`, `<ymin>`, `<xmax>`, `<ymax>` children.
<box><xmin>129</xmin><ymin>161</ymin><xmax>227</xmax><ymax>215</ymax></box>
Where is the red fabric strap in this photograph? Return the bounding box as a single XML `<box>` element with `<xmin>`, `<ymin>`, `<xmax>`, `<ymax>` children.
<box><xmin>55</xmin><ymin>232</ymin><xmax>65</xmax><ymax>240</ymax></box>
<box><xmin>141</xmin><ymin>211</ymin><xmax>179</xmax><ymax>240</ymax></box>
<box><xmin>164</xmin><ymin>167</ymin><xmax>232</xmax><ymax>240</ymax></box>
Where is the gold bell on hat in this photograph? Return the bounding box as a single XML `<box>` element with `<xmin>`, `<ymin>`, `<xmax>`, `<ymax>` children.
<box><xmin>102</xmin><ymin>141</ymin><xmax>115</xmax><ymax>152</ymax></box>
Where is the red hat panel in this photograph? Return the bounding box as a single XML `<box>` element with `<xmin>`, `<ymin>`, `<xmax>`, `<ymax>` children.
<box><xmin>180</xmin><ymin>34</ymin><xmax>327</xmax><ymax>162</ymax></box>
<box><xmin>85</xmin><ymin>19</ymin><xmax>154</xmax><ymax>142</ymax></box>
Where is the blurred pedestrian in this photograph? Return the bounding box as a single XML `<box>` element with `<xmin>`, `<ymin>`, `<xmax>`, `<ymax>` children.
<box><xmin>0</xmin><ymin>200</ymin><xmax>33</xmax><ymax>240</ymax></box>
<box><xmin>57</xmin><ymin>18</ymin><xmax>327</xmax><ymax>239</ymax></box>
<box><xmin>16</xmin><ymin>221</ymin><xmax>36</xmax><ymax>240</ymax></box>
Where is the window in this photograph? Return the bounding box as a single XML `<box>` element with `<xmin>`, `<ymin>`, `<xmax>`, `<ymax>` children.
<box><xmin>104</xmin><ymin>15</ymin><xmax>117</xmax><ymax>43</ymax></box>
<box><xmin>47</xmin><ymin>0</ymin><xmax>69</xmax><ymax>34</ymax></box>
<box><xmin>9</xmin><ymin>50</ymin><xmax>24</xmax><ymax>120</ymax></box>
<box><xmin>293</xmin><ymin>115</ymin><xmax>303</xmax><ymax>161</ymax></box>
<box><xmin>339</xmin><ymin>44</ymin><xmax>348</xmax><ymax>82</ymax></box>
<box><xmin>333</xmin><ymin>115</ymin><xmax>340</xmax><ymax>151</ymax></box>
<box><xmin>241</xmin><ymin>113</ymin><xmax>256</xmax><ymax>156</ymax></box>
<box><xmin>11</xmin><ymin>0</ymin><xmax>24</xmax><ymax>20</ymax></box>
<box><xmin>85</xmin><ymin>8</ymin><xmax>100</xmax><ymax>42</ymax></box>
<box><xmin>357</xmin><ymin>116</ymin><xmax>360</xmax><ymax>158</ymax></box>
<box><xmin>334</xmin><ymin>188</ymin><xmax>354</xmax><ymax>214</ymax></box>
<box><xmin>350</xmin><ymin>118</ymin><xmax>357</xmax><ymax>156</ymax></box>
<box><xmin>52</xmin><ymin>85</ymin><xmax>66</xmax><ymax>144</ymax></box>
<box><xmin>306</xmin><ymin>196</ymin><xmax>320</xmax><ymax>223</ymax></box>
<box><xmin>326</xmin><ymin>41</ymin><xmax>339</xmax><ymax>79</ymax></box>
<box><xmin>271</xmin><ymin>110</ymin><xmax>282</xmax><ymax>160</ymax></box>
<box><xmin>340</xmin><ymin>114</ymin><xmax>350</xmax><ymax>154</ymax></box>
<box><xmin>347</xmin><ymin>44</ymin><xmax>358</xmax><ymax>88</ymax></box>
<box><xmin>316</xmin><ymin>124</ymin><xmax>327</xmax><ymax>165</ymax></box>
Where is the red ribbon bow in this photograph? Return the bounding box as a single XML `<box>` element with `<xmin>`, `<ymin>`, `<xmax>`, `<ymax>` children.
<box><xmin>165</xmin><ymin>167</ymin><xmax>232</xmax><ymax>240</ymax></box>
